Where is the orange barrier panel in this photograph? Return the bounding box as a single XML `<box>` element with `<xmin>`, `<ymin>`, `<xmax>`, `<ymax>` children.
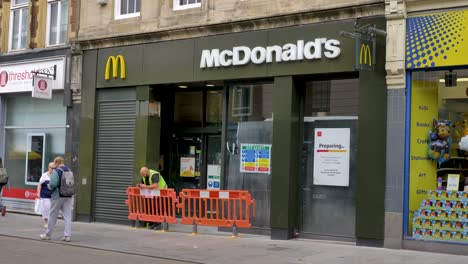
<box><xmin>125</xmin><ymin>187</ymin><xmax>178</xmax><ymax>224</ymax></box>
<box><xmin>177</xmin><ymin>189</ymin><xmax>256</xmax><ymax>228</ymax></box>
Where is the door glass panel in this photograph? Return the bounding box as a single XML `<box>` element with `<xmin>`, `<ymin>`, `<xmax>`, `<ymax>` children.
<box><xmin>206</xmin><ymin>135</ymin><xmax>221</xmax><ymax>190</ymax></box>
<box><xmin>169</xmin><ymin>137</ymin><xmax>202</xmax><ymax>192</ymax></box>
<box><xmin>300</xmin><ymin>78</ymin><xmax>359</xmax><ymax>239</ymax></box>
<box><xmin>206</xmin><ymin>90</ymin><xmax>222</xmax><ymax>125</ymax></box>
<box><xmin>174</xmin><ymin>91</ymin><xmax>202</xmax><ymax>126</ymax></box>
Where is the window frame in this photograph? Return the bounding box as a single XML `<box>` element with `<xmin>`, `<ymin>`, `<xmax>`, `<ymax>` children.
<box><xmin>115</xmin><ymin>0</ymin><xmax>141</xmax><ymax>20</ymax></box>
<box><xmin>46</xmin><ymin>0</ymin><xmax>68</xmax><ymax>47</ymax></box>
<box><xmin>24</xmin><ymin>133</ymin><xmax>46</xmax><ymax>186</ymax></box>
<box><xmin>173</xmin><ymin>0</ymin><xmax>201</xmax><ymax>11</ymax></box>
<box><xmin>8</xmin><ymin>0</ymin><xmax>29</xmax><ymax>52</ymax></box>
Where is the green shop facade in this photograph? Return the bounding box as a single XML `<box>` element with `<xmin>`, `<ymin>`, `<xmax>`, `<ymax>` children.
<box><xmin>77</xmin><ymin>17</ymin><xmax>387</xmax><ymax>244</ymax></box>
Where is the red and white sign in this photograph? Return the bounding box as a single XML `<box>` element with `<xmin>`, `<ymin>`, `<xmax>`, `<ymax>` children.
<box><xmin>0</xmin><ymin>57</ymin><xmax>65</xmax><ymax>93</ymax></box>
<box><xmin>2</xmin><ymin>187</ymin><xmax>38</xmax><ymax>200</ymax></box>
<box><xmin>32</xmin><ymin>76</ymin><xmax>53</xmax><ymax>99</ymax></box>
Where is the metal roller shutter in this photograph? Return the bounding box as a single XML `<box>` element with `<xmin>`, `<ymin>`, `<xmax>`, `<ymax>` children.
<box><xmin>94</xmin><ymin>100</ymin><xmax>136</xmax><ymax>223</ymax></box>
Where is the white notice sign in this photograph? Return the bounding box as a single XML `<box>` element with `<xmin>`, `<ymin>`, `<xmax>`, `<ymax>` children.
<box><xmin>313</xmin><ymin>128</ymin><xmax>351</xmax><ymax>187</ymax></box>
<box><xmin>446</xmin><ymin>174</ymin><xmax>460</xmax><ymax>191</ymax></box>
<box><xmin>32</xmin><ymin>76</ymin><xmax>53</xmax><ymax>99</ymax></box>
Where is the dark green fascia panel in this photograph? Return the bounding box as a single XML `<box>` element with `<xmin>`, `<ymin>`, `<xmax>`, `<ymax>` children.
<box><xmin>77</xmin><ymin>50</ymin><xmax>98</xmax><ymax>219</ymax></box>
<box><xmin>141</xmin><ymin>40</ymin><xmax>195</xmax><ymax>85</ymax></box>
<box><xmin>96</xmin><ymin>19</ymin><xmax>357</xmax><ymax>88</ymax></box>
<box><xmin>270</xmin><ymin>76</ymin><xmax>302</xmax><ymax>240</ymax></box>
<box><xmin>133</xmin><ymin>86</ymin><xmax>161</xmax><ymax>185</ymax></box>
<box><xmin>356</xmin><ymin>16</ymin><xmax>387</xmax><ymax>241</ymax></box>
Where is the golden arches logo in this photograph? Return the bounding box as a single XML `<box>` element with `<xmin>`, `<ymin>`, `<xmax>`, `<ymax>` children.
<box><xmin>359</xmin><ymin>44</ymin><xmax>372</xmax><ymax>66</ymax></box>
<box><xmin>105</xmin><ymin>55</ymin><xmax>126</xmax><ymax>80</ymax></box>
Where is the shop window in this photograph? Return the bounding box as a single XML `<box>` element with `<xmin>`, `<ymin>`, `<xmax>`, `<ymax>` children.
<box><xmin>4</xmin><ymin>92</ymin><xmax>66</xmax><ymax>186</ymax></box>
<box><xmin>174</xmin><ymin>91</ymin><xmax>203</xmax><ymax>125</ymax></box>
<box><xmin>25</xmin><ymin>134</ymin><xmax>46</xmax><ymax>184</ymax></box>
<box><xmin>304</xmin><ymin>78</ymin><xmax>359</xmax><ymax>117</ymax></box>
<box><xmin>206</xmin><ymin>90</ymin><xmax>222</xmax><ymax>125</ymax></box>
<box><xmin>173</xmin><ymin>0</ymin><xmax>201</xmax><ymax>10</ymax></box>
<box><xmin>408</xmin><ymin>69</ymin><xmax>468</xmax><ymax>243</ymax></box>
<box><xmin>225</xmin><ymin>82</ymin><xmax>273</xmax><ymax>229</ymax></box>
<box><xmin>47</xmin><ymin>0</ymin><xmax>68</xmax><ymax>46</ymax></box>
<box><xmin>115</xmin><ymin>0</ymin><xmax>140</xmax><ymax>20</ymax></box>
<box><xmin>9</xmin><ymin>0</ymin><xmax>29</xmax><ymax>51</ymax></box>
<box><xmin>231</xmin><ymin>85</ymin><xmax>253</xmax><ymax>117</ymax></box>
<box><xmin>229</xmin><ymin>84</ymin><xmax>273</xmax><ymax>122</ymax></box>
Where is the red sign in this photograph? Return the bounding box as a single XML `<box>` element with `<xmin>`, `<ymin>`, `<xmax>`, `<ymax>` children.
<box><xmin>2</xmin><ymin>187</ymin><xmax>37</xmax><ymax>200</ymax></box>
<box><xmin>0</xmin><ymin>71</ymin><xmax>8</xmax><ymax>87</ymax></box>
<box><xmin>37</xmin><ymin>79</ymin><xmax>48</xmax><ymax>90</ymax></box>
<box><xmin>317</xmin><ymin>131</ymin><xmax>322</xmax><ymax>137</ymax></box>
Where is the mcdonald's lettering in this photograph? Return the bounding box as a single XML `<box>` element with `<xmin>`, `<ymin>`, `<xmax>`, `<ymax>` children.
<box><xmin>105</xmin><ymin>55</ymin><xmax>126</xmax><ymax>80</ymax></box>
<box><xmin>359</xmin><ymin>44</ymin><xmax>372</xmax><ymax>66</ymax></box>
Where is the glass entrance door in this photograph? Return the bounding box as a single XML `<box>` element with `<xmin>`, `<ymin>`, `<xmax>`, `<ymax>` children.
<box><xmin>168</xmin><ymin>134</ymin><xmax>221</xmax><ymax>191</ymax></box>
<box><xmin>300</xmin><ymin>120</ymin><xmax>358</xmax><ymax>240</ymax></box>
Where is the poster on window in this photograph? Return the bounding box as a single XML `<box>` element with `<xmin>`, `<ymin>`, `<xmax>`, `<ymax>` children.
<box><xmin>207</xmin><ymin>165</ymin><xmax>221</xmax><ymax>190</ymax></box>
<box><xmin>313</xmin><ymin>128</ymin><xmax>350</xmax><ymax>187</ymax></box>
<box><xmin>180</xmin><ymin>157</ymin><xmax>195</xmax><ymax>177</ymax></box>
<box><xmin>240</xmin><ymin>144</ymin><xmax>271</xmax><ymax>174</ymax></box>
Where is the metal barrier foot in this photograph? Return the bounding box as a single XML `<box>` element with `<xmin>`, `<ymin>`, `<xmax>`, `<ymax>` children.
<box><xmin>134</xmin><ymin>218</ymin><xmax>142</xmax><ymax>229</ymax></box>
<box><xmin>231</xmin><ymin>226</ymin><xmax>239</xmax><ymax>238</ymax></box>
<box><xmin>191</xmin><ymin>224</ymin><xmax>198</xmax><ymax>235</ymax></box>
<box><xmin>161</xmin><ymin>222</ymin><xmax>169</xmax><ymax>232</ymax></box>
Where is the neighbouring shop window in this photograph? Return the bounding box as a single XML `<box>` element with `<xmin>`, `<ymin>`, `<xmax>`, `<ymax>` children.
<box><xmin>173</xmin><ymin>0</ymin><xmax>201</xmax><ymax>10</ymax></box>
<box><xmin>47</xmin><ymin>0</ymin><xmax>68</xmax><ymax>46</ymax></box>
<box><xmin>115</xmin><ymin>0</ymin><xmax>140</xmax><ymax>19</ymax></box>
<box><xmin>225</xmin><ymin>82</ymin><xmax>273</xmax><ymax>229</ymax></box>
<box><xmin>408</xmin><ymin>69</ymin><xmax>468</xmax><ymax>243</ymax></box>
<box><xmin>9</xmin><ymin>0</ymin><xmax>29</xmax><ymax>51</ymax></box>
<box><xmin>4</xmin><ymin>92</ymin><xmax>66</xmax><ymax>186</ymax></box>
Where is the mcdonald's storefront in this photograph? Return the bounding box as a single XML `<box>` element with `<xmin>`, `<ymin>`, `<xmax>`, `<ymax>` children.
<box><xmin>77</xmin><ymin>16</ymin><xmax>388</xmax><ymax>244</ymax></box>
<box><xmin>403</xmin><ymin>9</ymin><xmax>468</xmax><ymax>248</ymax></box>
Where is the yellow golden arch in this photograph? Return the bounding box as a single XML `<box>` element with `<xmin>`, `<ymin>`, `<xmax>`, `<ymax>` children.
<box><xmin>105</xmin><ymin>55</ymin><xmax>126</xmax><ymax>80</ymax></box>
<box><xmin>359</xmin><ymin>44</ymin><xmax>372</xmax><ymax>66</ymax></box>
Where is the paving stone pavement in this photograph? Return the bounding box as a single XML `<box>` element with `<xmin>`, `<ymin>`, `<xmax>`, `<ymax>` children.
<box><xmin>0</xmin><ymin>213</ymin><xmax>467</xmax><ymax>264</ymax></box>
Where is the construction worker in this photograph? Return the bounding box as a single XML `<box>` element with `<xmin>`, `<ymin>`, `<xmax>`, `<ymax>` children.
<box><xmin>139</xmin><ymin>167</ymin><xmax>167</xmax><ymax>189</ymax></box>
<box><xmin>138</xmin><ymin>167</ymin><xmax>167</xmax><ymax>229</ymax></box>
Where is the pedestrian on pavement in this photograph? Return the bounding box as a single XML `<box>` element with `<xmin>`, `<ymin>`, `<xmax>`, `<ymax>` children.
<box><xmin>0</xmin><ymin>158</ymin><xmax>8</xmax><ymax>217</ymax></box>
<box><xmin>40</xmin><ymin>156</ymin><xmax>75</xmax><ymax>242</ymax></box>
<box><xmin>139</xmin><ymin>167</ymin><xmax>167</xmax><ymax>229</ymax></box>
<box><xmin>36</xmin><ymin>162</ymin><xmax>55</xmax><ymax>228</ymax></box>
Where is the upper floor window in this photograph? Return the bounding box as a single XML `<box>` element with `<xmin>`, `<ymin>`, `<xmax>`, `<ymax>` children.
<box><xmin>174</xmin><ymin>0</ymin><xmax>201</xmax><ymax>10</ymax></box>
<box><xmin>9</xmin><ymin>0</ymin><xmax>29</xmax><ymax>51</ymax></box>
<box><xmin>47</xmin><ymin>0</ymin><xmax>69</xmax><ymax>46</ymax></box>
<box><xmin>115</xmin><ymin>0</ymin><xmax>140</xmax><ymax>20</ymax></box>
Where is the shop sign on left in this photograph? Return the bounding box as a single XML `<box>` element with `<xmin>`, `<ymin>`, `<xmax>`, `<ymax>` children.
<box><xmin>32</xmin><ymin>76</ymin><xmax>53</xmax><ymax>99</ymax></box>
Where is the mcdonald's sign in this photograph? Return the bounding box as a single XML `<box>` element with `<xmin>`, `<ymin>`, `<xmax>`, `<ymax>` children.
<box><xmin>355</xmin><ymin>38</ymin><xmax>375</xmax><ymax>71</ymax></box>
<box><xmin>105</xmin><ymin>55</ymin><xmax>126</xmax><ymax>80</ymax></box>
<box><xmin>359</xmin><ymin>44</ymin><xmax>372</xmax><ymax>66</ymax></box>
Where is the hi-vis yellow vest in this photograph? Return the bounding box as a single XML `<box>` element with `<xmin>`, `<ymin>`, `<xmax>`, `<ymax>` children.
<box><xmin>142</xmin><ymin>169</ymin><xmax>167</xmax><ymax>189</ymax></box>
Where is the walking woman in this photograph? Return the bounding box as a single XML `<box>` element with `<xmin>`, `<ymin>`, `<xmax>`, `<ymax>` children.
<box><xmin>36</xmin><ymin>162</ymin><xmax>55</xmax><ymax>228</ymax></box>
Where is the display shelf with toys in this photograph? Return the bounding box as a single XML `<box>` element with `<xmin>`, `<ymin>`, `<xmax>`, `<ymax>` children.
<box><xmin>428</xmin><ymin>119</ymin><xmax>468</xmax><ymax>192</ymax></box>
<box><xmin>413</xmin><ymin>190</ymin><xmax>468</xmax><ymax>242</ymax></box>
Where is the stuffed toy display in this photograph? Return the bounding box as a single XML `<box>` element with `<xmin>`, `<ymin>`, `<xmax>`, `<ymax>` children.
<box><xmin>459</xmin><ymin>127</ymin><xmax>468</xmax><ymax>152</ymax></box>
<box><xmin>428</xmin><ymin>119</ymin><xmax>452</xmax><ymax>164</ymax></box>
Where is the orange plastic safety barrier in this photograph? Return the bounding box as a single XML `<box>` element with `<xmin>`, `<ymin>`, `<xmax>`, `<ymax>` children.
<box><xmin>177</xmin><ymin>189</ymin><xmax>256</xmax><ymax>228</ymax></box>
<box><xmin>125</xmin><ymin>187</ymin><xmax>178</xmax><ymax>224</ymax></box>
